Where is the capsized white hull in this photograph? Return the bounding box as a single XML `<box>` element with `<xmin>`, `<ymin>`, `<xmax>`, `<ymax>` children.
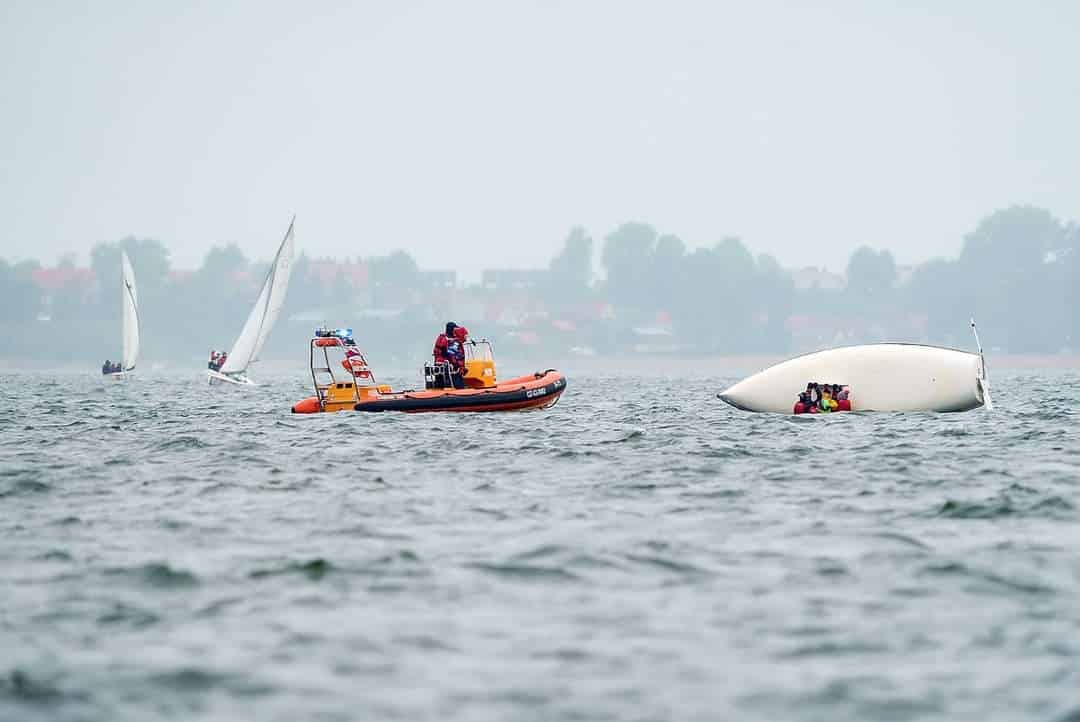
<box><xmin>207</xmin><ymin>369</ymin><xmax>257</xmax><ymax>386</ymax></box>
<box><xmin>718</xmin><ymin>343</ymin><xmax>986</xmax><ymax>414</ymax></box>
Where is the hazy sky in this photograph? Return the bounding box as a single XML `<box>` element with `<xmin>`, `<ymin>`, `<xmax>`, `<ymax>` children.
<box><xmin>2</xmin><ymin>0</ymin><xmax>1078</xmax><ymax>278</ymax></box>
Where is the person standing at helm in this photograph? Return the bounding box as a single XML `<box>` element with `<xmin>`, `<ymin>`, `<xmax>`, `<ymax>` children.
<box><xmin>433</xmin><ymin>322</ymin><xmax>457</xmax><ymax>365</ymax></box>
<box><xmin>446</xmin><ymin>325</ymin><xmax>469</xmax><ymax>388</ymax></box>
<box><xmin>431</xmin><ymin>322</ymin><xmax>465</xmax><ymax>388</ymax></box>
<box><xmin>448</xmin><ymin>326</ymin><xmax>468</xmax><ymax>370</ymax></box>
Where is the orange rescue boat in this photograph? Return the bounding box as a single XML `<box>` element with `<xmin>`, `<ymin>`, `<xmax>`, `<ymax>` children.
<box><xmin>291</xmin><ymin>331</ymin><xmax>567</xmax><ymax>414</ymax></box>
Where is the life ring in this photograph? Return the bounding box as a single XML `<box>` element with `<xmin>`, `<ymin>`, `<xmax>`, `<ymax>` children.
<box><xmin>341</xmin><ymin>358</ymin><xmax>371</xmax><ymax>378</ymax></box>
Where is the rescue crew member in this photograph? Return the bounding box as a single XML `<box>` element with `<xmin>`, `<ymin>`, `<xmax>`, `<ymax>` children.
<box><xmin>431</xmin><ymin>322</ymin><xmax>463</xmax><ymax>388</ymax></box>
<box><xmin>446</xmin><ymin>325</ymin><xmax>469</xmax><ymax>389</ymax></box>
<box><xmin>433</xmin><ymin>322</ymin><xmax>457</xmax><ymax>365</ymax></box>
<box><xmin>448</xmin><ymin>325</ymin><xmax>468</xmax><ymax>370</ymax></box>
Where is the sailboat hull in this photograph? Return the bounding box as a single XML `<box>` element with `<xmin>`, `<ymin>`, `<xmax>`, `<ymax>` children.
<box><xmin>207</xmin><ymin>370</ymin><xmax>258</xmax><ymax>386</ymax></box>
<box><xmin>718</xmin><ymin>343</ymin><xmax>985</xmax><ymax>414</ymax></box>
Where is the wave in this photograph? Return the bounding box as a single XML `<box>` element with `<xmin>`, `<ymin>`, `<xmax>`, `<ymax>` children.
<box><xmin>0</xmin><ymin>668</ymin><xmax>89</xmax><ymax>705</ymax></box>
<box><xmin>0</xmin><ymin>477</ymin><xmax>50</xmax><ymax>497</ymax></box>
<box><xmin>467</xmin><ymin>561</ymin><xmax>580</xmax><ymax>582</ymax></box>
<box><xmin>97</xmin><ymin>602</ymin><xmax>160</xmax><ymax>628</ymax></box>
<box><xmin>250</xmin><ymin>558</ymin><xmax>333</xmax><ymax>581</ymax></box>
<box><xmin>597</xmin><ymin>429</ymin><xmax>646</xmax><ymax>445</ymax></box>
<box><xmin>144</xmin><ymin>666</ymin><xmax>272</xmax><ymax>697</ymax></box>
<box><xmin>622</xmin><ymin>553</ymin><xmax>709</xmax><ymax>577</ymax></box>
<box><xmin>935</xmin><ymin>494</ymin><xmax>1075</xmax><ymax>520</ymax></box>
<box><xmin>918</xmin><ymin>561</ymin><xmax>1055</xmax><ymax>596</ymax></box>
<box><xmin>775</xmin><ymin>639</ymin><xmax>891</xmax><ymax>659</ymax></box>
<box><xmin>151</xmin><ymin>435</ymin><xmax>210</xmax><ymax>451</ymax></box>
<box><xmin>104</xmin><ymin>562</ymin><xmax>199</xmax><ymax>589</ymax></box>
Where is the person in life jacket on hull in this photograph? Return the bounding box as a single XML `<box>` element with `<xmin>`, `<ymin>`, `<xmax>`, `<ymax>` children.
<box><xmin>833</xmin><ymin>384</ymin><xmax>851</xmax><ymax>411</ymax></box>
<box><xmin>794</xmin><ymin>383</ymin><xmax>814</xmax><ymax>414</ymax></box>
<box><xmin>794</xmin><ymin>382</ymin><xmax>851</xmax><ymax>414</ymax></box>
<box><xmin>819</xmin><ymin>385</ymin><xmax>838</xmax><ymax>413</ymax></box>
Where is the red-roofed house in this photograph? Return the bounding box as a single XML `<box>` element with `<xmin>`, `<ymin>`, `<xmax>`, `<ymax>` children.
<box><xmin>31</xmin><ymin>268</ymin><xmax>95</xmax><ymax>291</ymax></box>
<box><xmin>306</xmin><ymin>261</ymin><xmax>369</xmax><ymax>288</ymax></box>
<box><xmin>31</xmin><ymin>267</ymin><xmax>96</xmax><ymax>321</ymax></box>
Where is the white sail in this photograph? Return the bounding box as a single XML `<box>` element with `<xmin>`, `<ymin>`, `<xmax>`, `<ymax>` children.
<box><xmin>220</xmin><ymin>218</ymin><xmax>296</xmax><ymax>375</ymax></box>
<box><xmin>120</xmin><ymin>251</ymin><xmax>140</xmax><ymax>371</ymax></box>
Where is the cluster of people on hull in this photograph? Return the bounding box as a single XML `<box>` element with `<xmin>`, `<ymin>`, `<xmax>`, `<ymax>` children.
<box><xmin>429</xmin><ymin>322</ymin><xmax>469</xmax><ymax>389</ymax></box>
<box><xmin>101</xmin><ymin>360</ymin><xmax>122</xmax><ymax>375</ymax></box>
<box><xmin>794</xmin><ymin>382</ymin><xmax>851</xmax><ymax>414</ymax></box>
<box><xmin>207</xmin><ymin>351</ymin><xmax>228</xmax><ymax>372</ymax></box>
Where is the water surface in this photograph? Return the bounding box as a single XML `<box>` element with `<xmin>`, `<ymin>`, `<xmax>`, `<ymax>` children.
<box><xmin>2</xmin><ymin>364</ymin><xmax>1078</xmax><ymax>721</ymax></box>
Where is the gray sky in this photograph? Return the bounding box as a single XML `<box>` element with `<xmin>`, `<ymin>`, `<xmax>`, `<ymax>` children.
<box><xmin>2</xmin><ymin>0</ymin><xmax>1078</xmax><ymax>279</ymax></box>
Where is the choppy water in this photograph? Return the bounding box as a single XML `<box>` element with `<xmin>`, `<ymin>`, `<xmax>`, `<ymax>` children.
<box><xmin>2</xmin><ymin>363</ymin><xmax>1079</xmax><ymax>722</ymax></box>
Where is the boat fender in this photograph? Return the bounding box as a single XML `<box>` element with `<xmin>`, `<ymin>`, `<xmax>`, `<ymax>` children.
<box><xmin>292</xmin><ymin>397</ymin><xmax>321</xmax><ymax>414</ymax></box>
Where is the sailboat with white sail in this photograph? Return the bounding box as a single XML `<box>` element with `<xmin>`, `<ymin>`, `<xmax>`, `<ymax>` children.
<box><xmin>104</xmin><ymin>251</ymin><xmax>140</xmax><ymax>379</ymax></box>
<box><xmin>207</xmin><ymin>217</ymin><xmax>296</xmax><ymax>386</ymax></box>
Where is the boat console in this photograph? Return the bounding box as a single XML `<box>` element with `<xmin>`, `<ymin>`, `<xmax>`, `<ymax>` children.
<box><xmin>424</xmin><ymin>339</ymin><xmax>497</xmax><ymax>390</ymax></box>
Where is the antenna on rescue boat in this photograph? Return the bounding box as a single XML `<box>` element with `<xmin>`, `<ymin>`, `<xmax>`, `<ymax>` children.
<box><xmin>970</xmin><ymin>318</ymin><xmax>993</xmax><ymax>410</ymax></box>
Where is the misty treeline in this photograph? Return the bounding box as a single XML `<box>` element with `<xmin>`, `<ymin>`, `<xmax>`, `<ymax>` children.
<box><xmin>0</xmin><ymin>241</ymin><xmax>431</xmax><ymax>363</ymax></box>
<box><xmin>583</xmin><ymin>205</ymin><xmax>1079</xmax><ymax>354</ymax></box>
<box><xmin>0</xmin><ymin>205</ymin><xmax>1077</xmax><ymax>363</ymax></box>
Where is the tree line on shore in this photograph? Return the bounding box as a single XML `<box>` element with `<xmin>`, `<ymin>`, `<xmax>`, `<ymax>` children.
<box><xmin>581</xmin><ymin>205</ymin><xmax>1078</xmax><ymax>353</ymax></box>
<box><xmin>1</xmin><ymin>205</ymin><xmax>1077</xmax><ymax>361</ymax></box>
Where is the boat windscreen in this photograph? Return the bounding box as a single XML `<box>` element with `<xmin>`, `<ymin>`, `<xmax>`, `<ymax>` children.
<box><xmin>466</xmin><ymin>341</ymin><xmax>494</xmax><ymax>362</ymax></box>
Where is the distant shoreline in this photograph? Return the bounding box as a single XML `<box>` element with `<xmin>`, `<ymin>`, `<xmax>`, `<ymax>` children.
<box><xmin>3</xmin><ymin>353</ymin><xmax>1078</xmax><ymax>374</ymax></box>
<box><xmin>545</xmin><ymin>353</ymin><xmax>1080</xmax><ymax>374</ymax></box>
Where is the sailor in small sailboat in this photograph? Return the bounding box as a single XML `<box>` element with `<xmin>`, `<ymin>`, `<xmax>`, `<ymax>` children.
<box><xmin>208</xmin><ymin>217</ymin><xmax>295</xmax><ymax>387</ymax></box>
<box><xmin>208</xmin><ymin>351</ymin><xmax>227</xmax><ymax>372</ymax></box>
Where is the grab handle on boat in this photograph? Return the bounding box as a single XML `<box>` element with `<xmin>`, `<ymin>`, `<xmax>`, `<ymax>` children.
<box><xmin>970</xmin><ymin>318</ymin><xmax>993</xmax><ymax>410</ymax></box>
